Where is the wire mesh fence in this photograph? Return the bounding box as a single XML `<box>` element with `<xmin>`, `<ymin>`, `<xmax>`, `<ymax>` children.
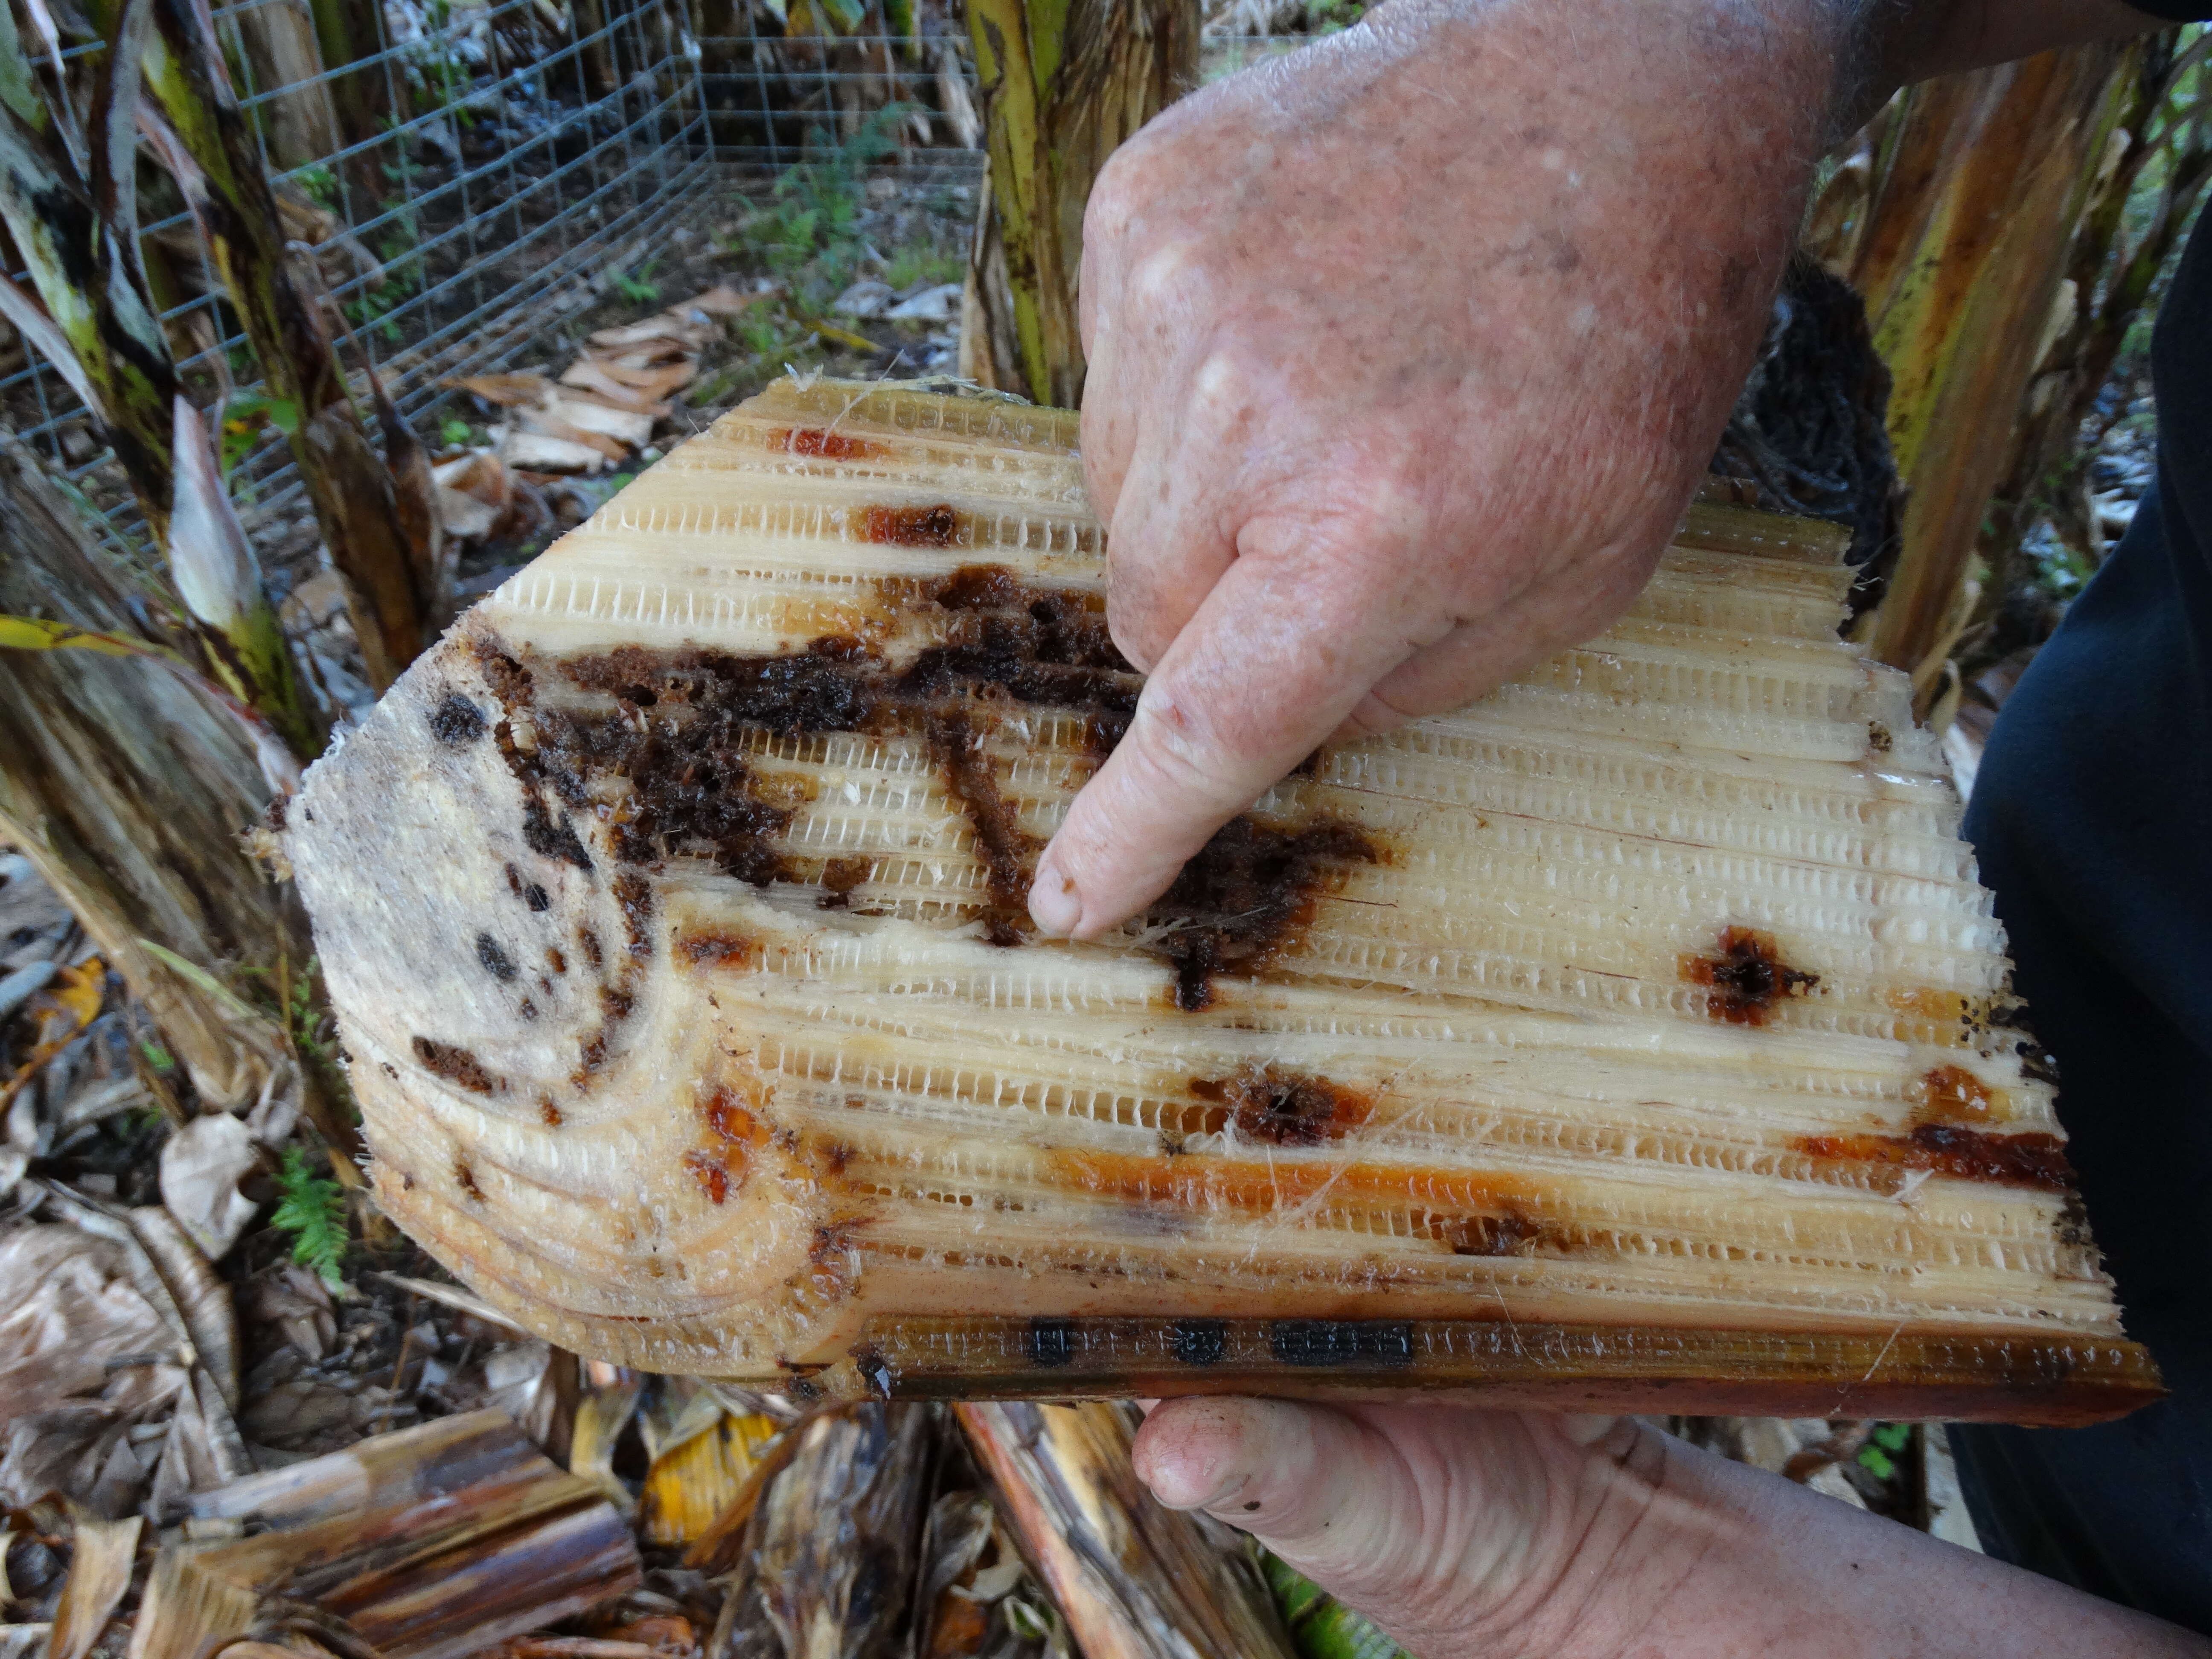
<box><xmin>0</xmin><ymin>0</ymin><xmax>982</xmax><ymax>543</ymax></box>
<box><xmin>693</xmin><ymin>13</ymin><xmax>978</xmax><ymax>166</ymax></box>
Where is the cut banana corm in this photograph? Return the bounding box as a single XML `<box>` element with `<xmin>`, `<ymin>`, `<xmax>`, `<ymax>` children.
<box><xmin>283</xmin><ymin>378</ymin><xmax>2159</xmax><ymax>1423</ymax></box>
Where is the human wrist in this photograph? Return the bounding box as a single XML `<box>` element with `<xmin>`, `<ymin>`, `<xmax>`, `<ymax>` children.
<box><xmin>1486</xmin><ymin>1420</ymin><xmax>1776</xmax><ymax>1659</ymax></box>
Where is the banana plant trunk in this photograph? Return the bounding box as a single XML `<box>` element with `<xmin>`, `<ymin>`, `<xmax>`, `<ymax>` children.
<box><xmin>230</xmin><ymin>0</ymin><xmax>343</xmax><ymax>171</ymax></box>
<box><xmin>0</xmin><ymin>437</ymin><xmax>299</xmax><ymax>1112</ymax></box>
<box><xmin>305</xmin><ymin>0</ymin><xmax>399</xmax><ymax>197</ymax></box>
<box><xmin>1849</xmin><ymin>44</ymin><xmax>2140</xmax><ymax>694</ymax></box>
<box><xmin>1968</xmin><ymin>36</ymin><xmax>2212</xmax><ymax>657</ymax></box>
<box><xmin>131</xmin><ymin>0</ymin><xmax>433</xmax><ymax>692</ymax></box>
<box><xmin>0</xmin><ymin>0</ymin><xmax>322</xmax><ymax>758</ymax></box>
<box><xmin>961</xmin><ymin>0</ymin><xmax>1199</xmax><ymax>407</ymax></box>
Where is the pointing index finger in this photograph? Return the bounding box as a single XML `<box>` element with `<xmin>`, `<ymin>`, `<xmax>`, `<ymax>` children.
<box><xmin>1028</xmin><ymin>548</ymin><xmax>1413</xmax><ymax>939</ymax></box>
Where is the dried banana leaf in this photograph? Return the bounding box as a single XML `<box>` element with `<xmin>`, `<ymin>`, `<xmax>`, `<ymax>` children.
<box><xmin>637</xmin><ymin>1385</ymin><xmax>782</xmax><ymax>1547</ymax></box>
<box><xmin>282</xmin><ymin>378</ymin><xmax>2158</xmax><ymax>1424</ymax></box>
<box><xmin>912</xmin><ymin>1490</ymin><xmax>1066</xmax><ymax>1659</ymax></box>
<box><xmin>128</xmin><ymin>1409</ymin><xmax>640</xmax><ymax>1659</ymax></box>
<box><xmin>705</xmin><ymin>1403</ymin><xmax>934</xmax><ymax>1659</ymax></box>
<box><xmin>49</xmin><ymin>1509</ymin><xmax>140</xmax><ymax>1659</ymax></box>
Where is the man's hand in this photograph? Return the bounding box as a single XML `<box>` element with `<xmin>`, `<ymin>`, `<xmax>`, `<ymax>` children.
<box><xmin>1027</xmin><ymin>0</ymin><xmax>1843</xmax><ymax>937</ymax></box>
<box><xmin>1133</xmin><ymin>1397</ymin><xmax>2212</xmax><ymax>1657</ymax></box>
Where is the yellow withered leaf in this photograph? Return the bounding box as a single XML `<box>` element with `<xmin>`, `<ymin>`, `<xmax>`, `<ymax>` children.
<box><xmin>640</xmin><ymin>1410</ymin><xmax>782</xmax><ymax>1546</ymax></box>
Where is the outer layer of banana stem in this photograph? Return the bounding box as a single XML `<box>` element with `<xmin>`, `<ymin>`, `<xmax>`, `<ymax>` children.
<box><xmin>836</xmin><ymin>1317</ymin><xmax>2163</xmax><ymax>1428</ymax></box>
<box><xmin>0</xmin><ymin>437</ymin><xmax>299</xmax><ymax>1112</ymax></box>
<box><xmin>1850</xmin><ymin>44</ymin><xmax>2137</xmax><ymax>684</ymax></box>
<box><xmin>130</xmin><ymin>0</ymin><xmax>429</xmax><ymax>693</ymax></box>
<box><xmin>304</xmin><ymin>0</ymin><xmax>389</xmax><ymax>190</ymax></box>
<box><xmin>171</xmin><ymin>398</ymin><xmax>325</xmax><ymax>759</ymax></box>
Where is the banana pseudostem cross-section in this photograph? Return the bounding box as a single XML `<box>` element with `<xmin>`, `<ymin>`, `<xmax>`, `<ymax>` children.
<box><xmin>282</xmin><ymin>379</ymin><xmax>2160</xmax><ymax>1424</ymax></box>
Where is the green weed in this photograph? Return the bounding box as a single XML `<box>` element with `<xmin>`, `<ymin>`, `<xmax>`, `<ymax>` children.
<box><xmin>883</xmin><ymin>242</ymin><xmax>961</xmax><ymax>292</ymax></box>
<box><xmin>726</xmin><ymin>107</ymin><xmax>915</xmax><ymax>309</ymax></box>
<box><xmin>218</xmin><ymin>391</ymin><xmax>300</xmax><ymax>478</ymax></box>
<box><xmin>410</xmin><ymin>0</ymin><xmax>477</xmax><ymax>126</ymax></box>
<box><xmin>295</xmin><ymin>164</ymin><xmax>340</xmax><ymax>211</ymax></box>
<box><xmin>1856</xmin><ymin>1422</ymin><xmax>1913</xmax><ymax>1481</ymax></box>
<box><xmin>612</xmin><ymin>259</ymin><xmax>663</xmax><ymax>306</ymax></box>
<box><xmin>271</xmin><ymin>1145</ymin><xmax>349</xmax><ymax>1289</ymax></box>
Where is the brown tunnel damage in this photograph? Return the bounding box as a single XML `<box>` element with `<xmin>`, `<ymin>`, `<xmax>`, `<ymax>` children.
<box><xmin>1680</xmin><ymin>926</ymin><xmax>1820</xmax><ymax>1025</ymax></box>
<box><xmin>459</xmin><ymin>560</ymin><xmax>1378</xmax><ymax>1006</ymax></box>
<box><xmin>428</xmin><ymin>645</ymin><xmax>659</xmax><ymax>1104</ymax></box>
<box><xmin>1675</xmin><ymin>929</ymin><xmax>2075</xmax><ymax>1197</ymax></box>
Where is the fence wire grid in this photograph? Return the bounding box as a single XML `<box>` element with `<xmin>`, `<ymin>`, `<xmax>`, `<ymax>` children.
<box><xmin>0</xmin><ymin>0</ymin><xmax>985</xmax><ymax>544</ymax></box>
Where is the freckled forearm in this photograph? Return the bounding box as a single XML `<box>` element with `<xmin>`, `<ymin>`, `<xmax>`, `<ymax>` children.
<box><xmin>1369</xmin><ymin>0</ymin><xmax>2180</xmax><ymax>149</ymax></box>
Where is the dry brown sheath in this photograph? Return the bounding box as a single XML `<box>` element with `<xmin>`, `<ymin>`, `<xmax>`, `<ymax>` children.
<box><xmin>282</xmin><ymin>379</ymin><xmax>2161</xmax><ymax>1426</ymax></box>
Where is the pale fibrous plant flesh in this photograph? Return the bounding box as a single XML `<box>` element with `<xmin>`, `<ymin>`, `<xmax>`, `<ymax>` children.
<box><xmin>281</xmin><ymin>379</ymin><xmax>2158</xmax><ymax>1423</ymax></box>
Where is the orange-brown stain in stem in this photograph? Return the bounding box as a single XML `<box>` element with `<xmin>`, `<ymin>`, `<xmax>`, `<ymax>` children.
<box><xmin>817</xmin><ymin>856</ymin><xmax>872</xmax><ymax>909</ymax></box>
<box><xmin>684</xmin><ymin>1149</ymin><xmax>731</xmax><ymax>1205</ymax></box>
<box><xmin>681</xmin><ymin>933</ymin><xmax>762</xmax><ymax>969</ymax></box>
<box><xmin>1044</xmin><ymin>1147</ymin><xmax>1541</xmax><ymax>1218</ymax></box>
<box><xmin>860</xmin><ymin>503</ymin><xmax>959</xmax><ymax>547</ymax></box>
<box><xmin>700</xmin><ymin>1086</ymin><xmax>774</xmax><ymax>1149</ymax></box>
<box><xmin>1680</xmin><ymin>926</ymin><xmax>1820</xmax><ymax>1025</ymax></box>
<box><xmin>1915</xmin><ymin>1064</ymin><xmax>2008</xmax><ymax>1126</ymax></box>
<box><xmin>1153</xmin><ymin>818</ymin><xmax>1384</xmax><ymax>1011</ymax></box>
<box><xmin>807</xmin><ymin>1222</ymin><xmax>864</xmax><ymax>1301</ymax></box>
<box><xmin>1793</xmin><ymin>1126</ymin><xmax>2073</xmax><ymax>1192</ymax></box>
<box><xmin>776</xmin><ymin>426</ymin><xmax>884</xmax><ymax>461</ymax></box>
<box><xmin>1192</xmin><ymin>1065</ymin><xmax>1374</xmax><ymax>1146</ymax></box>
<box><xmin>1441</xmin><ymin>1208</ymin><xmax>1560</xmax><ymax>1257</ymax></box>
<box><xmin>1888</xmin><ymin>986</ymin><xmax>1970</xmax><ymax>1024</ymax></box>
<box><xmin>413</xmin><ymin>1036</ymin><xmax>497</xmax><ymax>1094</ymax></box>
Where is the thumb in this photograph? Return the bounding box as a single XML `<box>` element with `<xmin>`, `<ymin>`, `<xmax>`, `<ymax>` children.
<box><xmin>1027</xmin><ymin>552</ymin><xmax>1416</xmax><ymax>938</ymax></box>
<box><xmin>1133</xmin><ymin>1397</ymin><xmax>1417</xmax><ymax>1561</ymax></box>
<box><xmin>1132</xmin><ymin>1397</ymin><xmax>1516</xmax><ymax>1644</ymax></box>
<box><xmin>1133</xmin><ymin>1399</ymin><xmax>1637</xmax><ymax>1652</ymax></box>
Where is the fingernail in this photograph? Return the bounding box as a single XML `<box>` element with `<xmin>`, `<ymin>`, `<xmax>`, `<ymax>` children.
<box><xmin>1027</xmin><ymin>858</ymin><xmax>1082</xmax><ymax>936</ymax></box>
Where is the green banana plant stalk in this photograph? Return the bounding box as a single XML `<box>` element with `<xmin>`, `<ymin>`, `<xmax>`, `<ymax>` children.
<box><xmin>963</xmin><ymin>0</ymin><xmax>1199</xmax><ymax>406</ymax></box>
<box><xmin>1263</xmin><ymin>1554</ymin><xmax>1413</xmax><ymax>1659</ymax></box>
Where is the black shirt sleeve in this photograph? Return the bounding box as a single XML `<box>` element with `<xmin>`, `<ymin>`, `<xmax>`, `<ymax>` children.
<box><xmin>1945</xmin><ymin>216</ymin><xmax>2212</xmax><ymax>1635</ymax></box>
